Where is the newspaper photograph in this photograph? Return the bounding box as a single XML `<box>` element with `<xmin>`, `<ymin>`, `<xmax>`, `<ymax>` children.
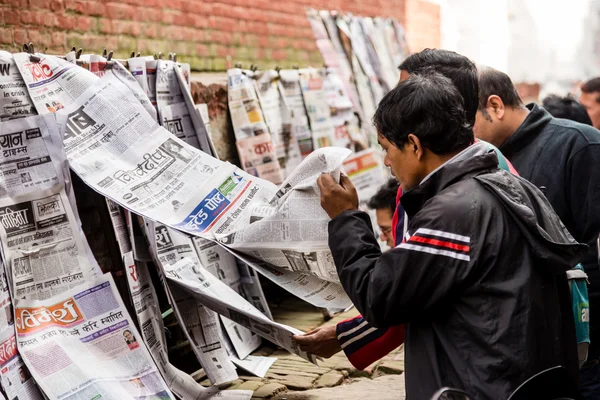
<box><xmin>343</xmin><ymin>148</ymin><xmax>388</xmax><ymax>203</ymax></box>
<box><xmin>0</xmin><ymin>268</ymin><xmax>44</xmax><ymax>400</ymax></box>
<box><xmin>153</xmin><ymin>223</ymin><xmax>261</xmax><ymax>364</ymax></box>
<box><xmin>227</xmin><ymin>69</ymin><xmax>269</xmax><ymax>141</ymax></box>
<box><xmin>0</xmin><ymin>51</ymin><xmax>36</xmax><ymax>121</ymax></box>
<box><xmin>0</xmin><ymin>114</ymin><xmax>66</xmax><ymax>198</ymax></box>
<box><xmin>236</xmin><ymin>134</ymin><xmax>284</xmax><ymax>184</ymax></box>
<box><xmin>254</xmin><ymin>70</ymin><xmax>302</xmax><ymax>179</ymax></box>
<box><xmin>14</xmin><ymin>274</ymin><xmax>176</xmax><ymax>399</ymax></box>
<box><xmin>0</xmin><ymin>185</ymin><xmax>97</xmax><ymax>300</ymax></box>
<box><xmin>277</xmin><ymin>70</ymin><xmax>313</xmax><ymax>159</ymax></box>
<box><xmin>164</xmin><ymin>258</ymin><xmax>317</xmax><ymax>364</ymax></box>
<box><xmin>13</xmin><ymin>52</ymin><xmax>98</xmax><ymax>115</ymax></box>
<box><xmin>123</xmin><ymin>252</ymin><xmax>251</xmax><ymax>399</ymax></box>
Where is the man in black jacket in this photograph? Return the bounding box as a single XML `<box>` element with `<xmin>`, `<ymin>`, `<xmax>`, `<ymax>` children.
<box><xmin>474</xmin><ymin>67</ymin><xmax>600</xmax><ymax>398</ymax></box>
<box><xmin>318</xmin><ymin>71</ymin><xmax>586</xmax><ymax>399</ymax></box>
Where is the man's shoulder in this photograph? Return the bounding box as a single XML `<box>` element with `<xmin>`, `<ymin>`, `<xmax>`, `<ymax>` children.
<box><xmin>418</xmin><ymin>179</ymin><xmax>483</xmax><ymax>221</ymax></box>
<box><xmin>547</xmin><ymin>118</ymin><xmax>600</xmax><ymax>146</ymax></box>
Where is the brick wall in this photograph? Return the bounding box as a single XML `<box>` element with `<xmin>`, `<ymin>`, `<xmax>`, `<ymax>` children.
<box><xmin>0</xmin><ymin>0</ymin><xmax>440</xmax><ymax>71</ymax></box>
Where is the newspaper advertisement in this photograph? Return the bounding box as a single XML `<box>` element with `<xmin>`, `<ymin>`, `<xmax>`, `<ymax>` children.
<box><xmin>343</xmin><ymin>148</ymin><xmax>387</xmax><ymax>203</ymax></box>
<box><xmin>0</xmin><ymin>114</ymin><xmax>66</xmax><ymax>199</ymax></box>
<box><xmin>0</xmin><ymin>266</ymin><xmax>44</xmax><ymax>400</ymax></box>
<box><xmin>227</xmin><ymin>69</ymin><xmax>269</xmax><ymax>141</ymax></box>
<box><xmin>0</xmin><ymin>51</ymin><xmax>36</xmax><ymax>121</ymax></box>
<box><xmin>123</xmin><ymin>252</ymin><xmax>252</xmax><ymax>399</ymax></box>
<box><xmin>156</xmin><ymin>60</ymin><xmax>184</xmax><ymax>108</ymax></box>
<box><xmin>14</xmin><ymin>274</ymin><xmax>176</xmax><ymax>399</ymax></box>
<box><xmin>277</xmin><ymin>70</ymin><xmax>313</xmax><ymax>159</ymax></box>
<box><xmin>13</xmin><ymin>52</ymin><xmax>98</xmax><ymax>115</ymax></box>
<box><xmin>164</xmin><ymin>258</ymin><xmax>317</xmax><ymax>364</ymax></box>
<box><xmin>153</xmin><ymin>223</ymin><xmax>261</xmax><ymax>363</ymax></box>
<box><xmin>254</xmin><ymin>70</ymin><xmax>302</xmax><ymax>179</ymax></box>
<box><xmin>0</xmin><ymin>185</ymin><xmax>96</xmax><ymax>300</ymax></box>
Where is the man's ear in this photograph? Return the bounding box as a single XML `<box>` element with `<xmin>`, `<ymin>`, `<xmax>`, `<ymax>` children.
<box><xmin>487</xmin><ymin>95</ymin><xmax>506</xmax><ymax>120</ymax></box>
<box><xmin>407</xmin><ymin>134</ymin><xmax>424</xmax><ymax>160</ymax></box>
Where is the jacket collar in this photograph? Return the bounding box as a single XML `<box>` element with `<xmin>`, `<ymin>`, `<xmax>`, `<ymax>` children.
<box><xmin>401</xmin><ymin>142</ymin><xmax>499</xmax><ymax>217</ymax></box>
<box><xmin>499</xmin><ymin>103</ymin><xmax>553</xmax><ymax>158</ymax></box>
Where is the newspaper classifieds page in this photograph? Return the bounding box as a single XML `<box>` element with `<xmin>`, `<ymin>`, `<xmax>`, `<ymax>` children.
<box><xmin>164</xmin><ymin>257</ymin><xmax>317</xmax><ymax>364</ymax></box>
<box><xmin>0</xmin><ymin>185</ymin><xmax>96</xmax><ymax>300</ymax></box>
<box><xmin>0</xmin><ymin>267</ymin><xmax>44</xmax><ymax>400</ymax></box>
<box><xmin>152</xmin><ymin>223</ymin><xmax>261</xmax><ymax>371</ymax></box>
<box><xmin>277</xmin><ymin>70</ymin><xmax>313</xmax><ymax>159</ymax></box>
<box><xmin>123</xmin><ymin>252</ymin><xmax>253</xmax><ymax>400</ymax></box>
<box><xmin>15</xmin><ymin>274</ymin><xmax>175</xmax><ymax>399</ymax></box>
<box><xmin>13</xmin><ymin>53</ymin><xmax>98</xmax><ymax>115</ymax></box>
<box><xmin>0</xmin><ymin>51</ymin><xmax>36</xmax><ymax>121</ymax></box>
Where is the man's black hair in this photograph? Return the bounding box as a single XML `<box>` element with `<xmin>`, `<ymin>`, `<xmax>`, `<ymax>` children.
<box><xmin>542</xmin><ymin>95</ymin><xmax>593</xmax><ymax>126</ymax></box>
<box><xmin>374</xmin><ymin>71</ymin><xmax>473</xmax><ymax>155</ymax></box>
<box><xmin>477</xmin><ymin>67</ymin><xmax>523</xmax><ymax>114</ymax></box>
<box><xmin>581</xmin><ymin>77</ymin><xmax>600</xmax><ymax>103</ymax></box>
<box><xmin>399</xmin><ymin>49</ymin><xmax>478</xmax><ymax>126</ymax></box>
<box><xmin>367</xmin><ymin>178</ymin><xmax>400</xmax><ymax>213</ymax></box>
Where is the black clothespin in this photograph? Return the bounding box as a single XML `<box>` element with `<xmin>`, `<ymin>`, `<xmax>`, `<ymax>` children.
<box><xmin>173</xmin><ymin>53</ymin><xmax>177</xmax><ymax>63</ymax></box>
<box><xmin>250</xmin><ymin>64</ymin><xmax>258</xmax><ymax>72</ymax></box>
<box><xmin>234</xmin><ymin>62</ymin><xmax>242</xmax><ymax>69</ymax></box>
<box><xmin>158</xmin><ymin>52</ymin><xmax>164</xmax><ymax>60</ymax></box>
<box><xmin>76</xmin><ymin>48</ymin><xmax>83</xmax><ymax>60</ymax></box>
<box><xmin>102</xmin><ymin>48</ymin><xmax>107</xmax><ymax>58</ymax></box>
<box><xmin>168</xmin><ymin>53</ymin><xmax>173</xmax><ymax>61</ymax></box>
<box><xmin>105</xmin><ymin>50</ymin><xmax>114</xmax><ymax>69</ymax></box>
<box><xmin>130</xmin><ymin>51</ymin><xmax>135</xmax><ymax>58</ymax></box>
<box><xmin>275</xmin><ymin>65</ymin><xmax>281</xmax><ymax>73</ymax></box>
<box><xmin>292</xmin><ymin>64</ymin><xmax>299</xmax><ymax>70</ymax></box>
<box><xmin>106</xmin><ymin>50</ymin><xmax>113</xmax><ymax>61</ymax></box>
<box><xmin>136</xmin><ymin>52</ymin><xmax>141</xmax><ymax>57</ymax></box>
<box><xmin>71</xmin><ymin>46</ymin><xmax>76</xmax><ymax>53</ymax></box>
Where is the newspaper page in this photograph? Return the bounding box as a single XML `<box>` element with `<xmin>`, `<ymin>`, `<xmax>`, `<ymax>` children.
<box><xmin>298</xmin><ymin>69</ymin><xmax>335</xmax><ymax>150</ymax></box>
<box><xmin>343</xmin><ymin>148</ymin><xmax>387</xmax><ymax>203</ymax></box>
<box><xmin>153</xmin><ymin>224</ymin><xmax>261</xmax><ymax>363</ymax></box>
<box><xmin>146</xmin><ymin>58</ymin><xmax>158</xmax><ymax>109</ymax></box>
<box><xmin>13</xmin><ymin>52</ymin><xmax>98</xmax><ymax>115</ymax></box>
<box><xmin>156</xmin><ymin>60</ymin><xmax>184</xmax><ymax>108</ymax></box>
<box><xmin>164</xmin><ymin>258</ymin><xmax>317</xmax><ymax>364</ymax></box>
<box><xmin>106</xmin><ymin>199</ymin><xmax>132</xmax><ymax>256</ymax></box>
<box><xmin>362</xmin><ymin>17</ymin><xmax>399</xmax><ymax>91</ymax></box>
<box><xmin>14</xmin><ymin>274</ymin><xmax>176</xmax><ymax>399</ymax></box>
<box><xmin>236</xmin><ymin>134</ymin><xmax>284</xmax><ymax>185</ymax></box>
<box><xmin>127</xmin><ymin>57</ymin><xmax>149</xmax><ymax>98</ymax></box>
<box><xmin>227</xmin><ymin>69</ymin><xmax>269</xmax><ymax>141</ymax></box>
<box><xmin>0</xmin><ymin>185</ymin><xmax>96</xmax><ymax>300</ymax></box>
<box><xmin>159</xmin><ymin>102</ymin><xmax>202</xmax><ymax>148</ymax></box>
<box><xmin>180</xmin><ymin>64</ymin><xmax>191</xmax><ymax>94</ymax></box>
<box><xmin>277</xmin><ymin>70</ymin><xmax>313</xmax><ymax>159</ymax></box>
<box><xmin>0</xmin><ymin>265</ymin><xmax>44</xmax><ymax>400</ymax></box>
<box><xmin>348</xmin><ymin>17</ymin><xmax>385</xmax><ymax>105</ymax></box>
<box><xmin>217</xmin><ymin>327</ymin><xmax>276</xmax><ymax>379</ymax></box>
<box><xmin>0</xmin><ymin>51</ymin><xmax>36</xmax><ymax>121</ymax></box>
<box><xmin>254</xmin><ymin>70</ymin><xmax>302</xmax><ymax>179</ymax></box>
<box><xmin>109</xmin><ymin>61</ymin><xmax>158</xmax><ymax>122</ymax></box>
<box><xmin>123</xmin><ymin>252</ymin><xmax>252</xmax><ymax>399</ymax></box>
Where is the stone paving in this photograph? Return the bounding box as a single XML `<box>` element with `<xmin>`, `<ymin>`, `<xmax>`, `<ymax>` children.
<box><xmin>197</xmin><ymin>300</ymin><xmax>406</xmax><ymax>399</ymax></box>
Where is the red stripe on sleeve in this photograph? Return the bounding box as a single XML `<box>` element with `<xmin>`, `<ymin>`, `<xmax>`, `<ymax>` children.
<box><xmin>409</xmin><ymin>235</ymin><xmax>470</xmax><ymax>252</ymax></box>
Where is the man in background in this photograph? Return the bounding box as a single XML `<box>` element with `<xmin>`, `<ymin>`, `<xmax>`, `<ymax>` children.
<box><xmin>580</xmin><ymin>77</ymin><xmax>600</xmax><ymax>129</ymax></box>
<box><xmin>474</xmin><ymin>67</ymin><xmax>600</xmax><ymax>397</ymax></box>
<box><xmin>543</xmin><ymin>95</ymin><xmax>593</xmax><ymax>126</ymax></box>
<box><xmin>367</xmin><ymin>179</ymin><xmax>400</xmax><ymax>248</ymax></box>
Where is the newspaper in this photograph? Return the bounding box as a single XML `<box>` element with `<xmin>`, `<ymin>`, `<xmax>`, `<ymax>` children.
<box><xmin>127</xmin><ymin>57</ymin><xmax>149</xmax><ymax>98</ymax></box>
<box><xmin>254</xmin><ymin>70</ymin><xmax>302</xmax><ymax>179</ymax></box>
<box><xmin>146</xmin><ymin>58</ymin><xmax>158</xmax><ymax>108</ymax></box>
<box><xmin>123</xmin><ymin>252</ymin><xmax>252</xmax><ymax>399</ymax></box>
<box><xmin>0</xmin><ymin>185</ymin><xmax>97</xmax><ymax>300</ymax></box>
<box><xmin>277</xmin><ymin>70</ymin><xmax>313</xmax><ymax>159</ymax></box>
<box><xmin>0</xmin><ymin>266</ymin><xmax>44</xmax><ymax>400</ymax></box>
<box><xmin>343</xmin><ymin>148</ymin><xmax>387</xmax><ymax>203</ymax></box>
<box><xmin>152</xmin><ymin>223</ymin><xmax>261</xmax><ymax>362</ymax></box>
<box><xmin>227</xmin><ymin>69</ymin><xmax>269</xmax><ymax>141</ymax></box>
<box><xmin>13</xmin><ymin>52</ymin><xmax>98</xmax><ymax>115</ymax></box>
<box><xmin>159</xmin><ymin>102</ymin><xmax>202</xmax><ymax>148</ymax></box>
<box><xmin>54</xmin><ymin>70</ymin><xmax>351</xmax><ymax>309</ymax></box>
<box><xmin>0</xmin><ymin>51</ymin><xmax>36</xmax><ymax>121</ymax></box>
<box><xmin>362</xmin><ymin>18</ymin><xmax>399</xmax><ymax>91</ymax></box>
<box><xmin>217</xmin><ymin>327</ymin><xmax>276</xmax><ymax>379</ymax></box>
<box><xmin>109</xmin><ymin>60</ymin><xmax>158</xmax><ymax>122</ymax></box>
<box><xmin>180</xmin><ymin>63</ymin><xmax>191</xmax><ymax>94</ymax></box>
<box><xmin>348</xmin><ymin>17</ymin><xmax>385</xmax><ymax>105</ymax></box>
<box><xmin>164</xmin><ymin>258</ymin><xmax>317</xmax><ymax>364</ymax></box>
<box><xmin>106</xmin><ymin>199</ymin><xmax>132</xmax><ymax>256</ymax></box>
<box><xmin>298</xmin><ymin>69</ymin><xmax>335</xmax><ymax>150</ymax></box>
<box><xmin>14</xmin><ymin>274</ymin><xmax>176</xmax><ymax>399</ymax></box>
<box><xmin>156</xmin><ymin>60</ymin><xmax>184</xmax><ymax>108</ymax></box>
<box><xmin>236</xmin><ymin>134</ymin><xmax>284</xmax><ymax>184</ymax></box>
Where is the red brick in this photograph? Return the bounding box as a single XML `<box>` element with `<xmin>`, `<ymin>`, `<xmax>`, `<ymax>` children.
<box><xmin>195</xmin><ymin>43</ymin><xmax>209</xmax><ymax>57</ymax></box>
<box><xmin>106</xmin><ymin>2</ymin><xmax>135</xmax><ymax>20</ymax></box>
<box><xmin>0</xmin><ymin>28</ymin><xmax>13</xmax><ymax>45</ymax></box>
<box><xmin>3</xmin><ymin>9</ymin><xmax>21</xmax><ymax>25</ymax></box>
<box><xmin>51</xmin><ymin>31</ymin><xmax>67</xmax><ymax>47</ymax></box>
<box><xmin>29</xmin><ymin>0</ymin><xmax>52</xmax><ymax>9</ymax></box>
<box><xmin>13</xmin><ymin>28</ymin><xmax>28</xmax><ymax>45</ymax></box>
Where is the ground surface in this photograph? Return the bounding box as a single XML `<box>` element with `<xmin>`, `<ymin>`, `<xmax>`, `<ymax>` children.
<box><xmin>197</xmin><ymin>297</ymin><xmax>406</xmax><ymax>399</ymax></box>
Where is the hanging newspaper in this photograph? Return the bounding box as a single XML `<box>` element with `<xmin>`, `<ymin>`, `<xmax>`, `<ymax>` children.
<box><xmin>0</xmin><ymin>51</ymin><xmax>36</xmax><ymax>121</ymax></box>
<box><xmin>277</xmin><ymin>70</ymin><xmax>313</xmax><ymax>159</ymax></box>
<box><xmin>0</xmin><ymin>266</ymin><xmax>44</xmax><ymax>400</ymax></box>
<box><xmin>164</xmin><ymin>258</ymin><xmax>317</xmax><ymax>364</ymax></box>
<box><xmin>0</xmin><ymin>185</ymin><xmax>98</xmax><ymax>300</ymax></box>
<box><xmin>343</xmin><ymin>148</ymin><xmax>388</xmax><ymax>203</ymax></box>
<box><xmin>146</xmin><ymin>58</ymin><xmax>158</xmax><ymax>108</ymax></box>
<box><xmin>53</xmin><ymin>69</ymin><xmax>351</xmax><ymax>309</ymax></box>
<box><xmin>123</xmin><ymin>252</ymin><xmax>253</xmax><ymax>399</ymax></box>
<box><xmin>156</xmin><ymin>60</ymin><xmax>184</xmax><ymax>108</ymax></box>
<box><xmin>12</xmin><ymin>52</ymin><xmax>98</xmax><ymax>115</ymax></box>
<box><xmin>14</xmin><ymin>274</ymin><xmax>176</xmax><ymax>399</ymax></box>
<box><xmin>152</xmin><ymin>223</ymin><xmax>261</xmax><ymax>366</ymax></box>
<box><xmin>348</xmin><ymin>17</ymin><xmax>385</xmax><ymax>105</ymax></box>
<box><xmin>298</xmin><ymin>69</ymin><xmax>335</xmax><ymax>150</ymax></box>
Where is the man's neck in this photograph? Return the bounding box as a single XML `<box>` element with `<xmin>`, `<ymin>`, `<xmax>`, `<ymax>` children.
<box><xmin>498</xmin><ymin>106</ymin><xmax>529</xmax><ymax>146</ymax></box>
<box><xmin>419</xmin><ymin>150</ymin><xmax>463</xmax><ymax>184</ymax></box>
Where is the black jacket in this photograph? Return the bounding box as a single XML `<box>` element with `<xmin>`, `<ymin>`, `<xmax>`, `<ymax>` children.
<box><xmin>329</xmin><ymin>144</ymin><xmax>587</xmax><ymax>400</ymax></box>
<box><xmin>500</xmin><ymin>104</ymin><xmax>600</xmax><ymax>358</ymax></box>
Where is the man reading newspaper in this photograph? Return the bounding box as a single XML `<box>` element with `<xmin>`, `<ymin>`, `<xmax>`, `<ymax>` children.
<box><xmin>313</xmin><ymin>71</ymin><xmax>585</xmax><ymax>399</ymax></box>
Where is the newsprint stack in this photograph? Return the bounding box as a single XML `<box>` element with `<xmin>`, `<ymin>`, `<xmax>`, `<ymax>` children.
<box><xmin>0</xmin><ymin>10</ymin><xmax>406</xmax><ymax>400</ymax></box>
